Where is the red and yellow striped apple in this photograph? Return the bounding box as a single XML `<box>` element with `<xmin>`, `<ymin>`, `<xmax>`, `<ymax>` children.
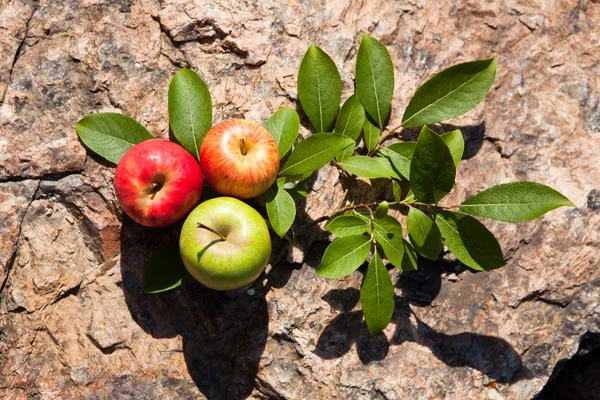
<box><xmin>200</xmin><ymin>119</ymin><xmax>279</xmax><ymax>199</ymax></box>
<box><xmin>114</xmin><ymin>139</ymin><xmax>203</xmax><ymax>227</ymax></box>
<box><xmin>179</xmin><ymin>197</ymin><xmax>271</xmax><ymax>290</ymax></box>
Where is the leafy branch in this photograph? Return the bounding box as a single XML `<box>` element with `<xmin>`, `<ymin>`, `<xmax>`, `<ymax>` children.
<box><xmin>286</xmin><ymin>35</ymin><xmax>574</xmax><ymax>334</ymax></box>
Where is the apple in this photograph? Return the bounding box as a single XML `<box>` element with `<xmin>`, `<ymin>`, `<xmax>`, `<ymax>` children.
<box><xmin>114</xmin><ymin>138</ymin><xmax>203</xmax><ymax>227</ymax></box>
<box><xmin>179</xmin><ymin>197</ymin><xmax>271</xmax><ymax>290</ymax></box>
<box><xmin>200</xmin><ymin>118</ymin><xmax>279</xmax><ymax>199</ymax></box>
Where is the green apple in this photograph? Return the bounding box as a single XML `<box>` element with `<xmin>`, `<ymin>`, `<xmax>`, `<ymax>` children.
<box><xmin>179</xmin><ymin>197</ymin><xmax>271</xmax><ymax>290</ymax></box>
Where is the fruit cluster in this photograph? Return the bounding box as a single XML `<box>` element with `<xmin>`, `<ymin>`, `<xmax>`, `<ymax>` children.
<box><xmin>114</xmin><ymin>119</ymin><xmax>279</xmax><ymax>291</ymax></box>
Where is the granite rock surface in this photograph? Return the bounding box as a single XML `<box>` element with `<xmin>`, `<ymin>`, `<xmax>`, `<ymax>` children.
<box><xmin>1</xmin><ymin>0</ymin><xmax>599</xmax><ymax>399</ymax></box>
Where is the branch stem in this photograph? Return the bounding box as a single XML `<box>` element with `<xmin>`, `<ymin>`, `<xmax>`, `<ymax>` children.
<box><xmin>322</xmin><ymin>200</ymin><xmax>461</xmax><ymax>221</ymax></box>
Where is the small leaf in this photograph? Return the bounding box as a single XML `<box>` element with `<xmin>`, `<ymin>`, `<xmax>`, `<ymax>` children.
<box><xmin>410</xmin><ymin>126</ymin><xmax>456</xmax><ymax>204</ymax></box>
<box><xmin>363</xmin><ymin>116</ymin><xmax>380</xmax><ymax>153</ymax></box>
<box><xmin>435</xmin><ymin>211</ymin><xmax>505</xmax><ymax>271</ymax></box>
<box><xmin>460</xmin><ymin>182</ymin><xmax>575</xmax><ymax>222</ymax></box>
<box><xmin>356</xmin><ymin>34</ymin><xmax>394</xmax><ymax>128</ymax></box>
<box><xmin>402</xmin><ymin>58</ymin><xmax>497</xmax><ymax>128</ymax></box>
<box><xmin>335</xmin><ymin>94</ymin><xmax>366</xmax><ymax>140</ymax></box>
<box><xmin>373</xmin><ymin>215</ymin><xmax>405</xmax><ymax>268</ymax></box>
<box><xmin>361</xmin><ymin>249</ymin><xmax>395</xmax><ymax>335</ymax></box>
<box><xmin>375</xmin><ymin>202</ymin><xmax>389</xmax><ymax>219</ymax></box>
<box><xmin>440</xmin><ymin>130</ymin><xmax>464</xmax><ymax>167</ymax></box>
<box><xmin>378</xmin><ymin>142</ymin><xmax>416</xmax><ymax>179</ymax></box>
<box><xmin>264</xmin><ymin>107</ymin><xmax>300</xmax><ymax>158</ymax></box>
<box><xmin>407</xmin><ymin>207</ymin><xmax>442</xmax><ymax>260</ymax></box>
<box><xmin>76</xmin><ymin>113</ymin><xmax>154</xmax><ymax>164</ymax></box>
<box><xmin>298</xmin><ymin>44</ymin><xmax>342</xmax><ymax>132</ymax></box>
<box><xmin>325</xmin><ymin>215</ymin><xmax>370</xmax><ymax>237</ymax></box>
<box><xmin>266</xmin><ymin>181</ymin><xmax>296</xmax><ymax>238</ymax></box>
<box><xmin>168</xmin><ymin>68</ymin><xmax>212</xmax><ymax>159</ymax></box>
<box><xmin>404</xmin><ymin>189</ymin><xmax>415</xmax><ymax>202</ymax></box>
<box><xmin>317</xmin><ymin>235</ymin><xmax>371</xmax><ymax>278</ymax></box>
<box><xmin>279</xmin><ymin>133</ymin><xmax>355</xmax><ymax>180</ymax></box>
<box><xmin>143</xmin><ymin>242</ymin><xmax>189</xmax><ymax>294</ymax></box>
<box><xmin>338</xmin><ymin>156</ymin><xmax>399</xmax><ymax>179</ymax></box>
<box><xmin>392</xmin><ymin>180</ymin><xmax>402</xmax><ymax>203</ymax></box>
<box><xmin>400</xmin><ymin>240</ymin><xmax>418</xmax><ymax>271</ymax></box>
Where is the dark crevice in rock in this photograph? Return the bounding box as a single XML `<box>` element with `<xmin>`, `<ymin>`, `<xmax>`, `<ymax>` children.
<box><xmin>151</xmin><ymin>9</ymin><xmax>253</xmax><ymax>66</ymax></box>
<box><xmin>1</xmin><ymin>1</ymin><xmax>39</xmax><ymax>105</ymax></box>
<box><xmin>7</xmin><ymin>306</ymin><xmax>29</xmax><ymax>314</ymax></box>
<box><xmin>60</xmin><ymin>200</ymin><xmax>106</xmax><ymax>264</ymax></box>
<box><xmin>35</xmin><ymin>182</ymin><xmax>108</xmax><ymax>264</ymax></box>
<box><xmin>254</xmin><ymin>376</ymin><xmax>286</xmax><ymax>400</ymax></box>
<box><xmin>514</xmin><ymin>289</ymin><xmax>571</xmax><ymax>309</ymax></box>
<box><xmin>0</xmin><ymin>170</ymin><xmax>84</xmax><ymax>184</ymax></box>
<box><xmin>0</xmin><ymin>180</ymin><xmax>40</xmax><ymax>295</ymax></box>
<box><xmin>51</xmin><ymin>283</ymin><xmax>81</xmax><ymax>306</ymax></box>
<box><xmin>85</xmin><ymin>334</ymin><xmax>130</xmax><ymax>355</ymax></box>
<box><xmin>535</xmin><ymin>332</ymin><xmax>600</xmax><ymax>399</ymax></box>
<box><xmin>484</xmin><ymin>136</ymin><xmax>514</xmax><ymax>158</ymax></box>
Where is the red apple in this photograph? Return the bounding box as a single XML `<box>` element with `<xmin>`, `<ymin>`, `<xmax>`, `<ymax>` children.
<box><xmin>114</xmin><ymin>139</ymin><xmax>203</xmax><ymax>227</ymax></box>
<box><xmin>200</xmin><ymin>119</ymin><xmax>279</xmax><ymax>199</ymax></box>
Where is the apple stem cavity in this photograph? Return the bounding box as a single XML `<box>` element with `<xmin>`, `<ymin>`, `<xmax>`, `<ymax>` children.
<box><xmin>148</xmin><ymin>181</ymin><xmax>164</xmax><ymax>199</ymax></box>
<box><xmin>197</xmin><ymin>222</ymin><xmax>227</xmax><ymax>241</ymax></box>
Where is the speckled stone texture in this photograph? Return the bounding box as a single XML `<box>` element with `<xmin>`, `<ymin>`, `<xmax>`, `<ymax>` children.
<box><xmin>1</xmin><ymin>0</ymin><xmax>599</xmax><ymax>399</ymax></box>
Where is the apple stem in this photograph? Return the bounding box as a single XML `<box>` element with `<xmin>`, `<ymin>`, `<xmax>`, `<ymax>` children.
<box><xmin>196</xmin><ymin>223</ymin><xmax>227</xmax><ymax>241</ymax></box>
<box><xmin>239</xmin><ymin>138</ymin><xmax>248</xmax><ymax>155</ymax></box>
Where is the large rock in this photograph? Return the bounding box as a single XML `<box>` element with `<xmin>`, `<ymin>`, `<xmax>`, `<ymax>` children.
<box><xmin>0</xmin><ymin>0</ymin><xmax>599</xmax><ymax>398</ymax></box>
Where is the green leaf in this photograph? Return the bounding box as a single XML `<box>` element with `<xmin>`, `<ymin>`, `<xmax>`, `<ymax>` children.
<box><xmin>392</xmin><ymin>180</ymin><xmax>402</xmax><ymax>203</ymax></box>
<box><xmin>298</xmin><ymin>44</ymin><xmax>342</xmax><ymax>132</ymax></box>
<box><xmin>266</xmin><ymin>180</ymin><xmax>296</xmax><ymax>238</ymax></box>
<box><xmin>317</xmin><ymin>235</ymin><xmax>371</xmax><ymax>278</ymax></box>
<box><xmin>356</xmin><ymin>34</ymin><xmax>394</xmax><ymax>128</ymax></box>
<box><xmin>375</xmin><ymin>201</ymin><xmax>389</xmax><ymax>219</ymax></box>
<box><xmin>363</xmin><ymin>116</ymin><xmax>380</xmax><ymax>153</ymax></box>
<box><xmin>76</xmin><ymin>113</ymin><xmax>154</xmax><ymax>164</ymax></box>
<box><xmin>402</xmin><ymin>58</ymin><xmax>497</xmax><ymax>128</ymax></box>
<box><xmin>338</xmin><ymin>156</ymin><xmax>399</xmax><ymax>179</ymax></box>
<box><xmin>361</xmin><ymin>249</ymin><xmax>395</xmax><ymax>335</ymax></box>
<box><xmin>279</xmin><ymin>133</ymin><xmax>355</xmax><ymax>180</ymax></box>
<box><xmin>336</xmin><ymin>144</ymin><xmax>355</xmax><ymax>162</ymax></box>
<box><xmin>325</xmin><ymin>215</ymin><xmax>370</xmax><ymax>237</ymax></box>
<box><xmin>283</xmin><ymin>180</ymin><xmax>307</xmax><ymax>200</ymax></box>
<box><xmin>373</xmin><ymin>215</ymin><xmax>405</xmax><ymax>269</ymax></box>
<box><xmin>264</xmin><ymin>107</ymin><xmax>300</xmax><ymax>158</ymax></box>
<box><xmin>168</xmin><ymin>68</ymin><xmax>212</xmax><ymax>159</ymax></box>
<box><xmin>373</xmin><ymin>215</ymin><xmax>403</xmax><ymax>236</ymax></box>
<box><xmin>334</xmin><ymin>95</ymin><xmax>363</xmax><ymax>162</ymax></box>
<box><xmin>407</xmin><ymin>207</ymin><xmax>442</xmax><ymax>260</ymax></box>
<box><xmin>410</xmin><ymin>126</ymin><xmax>456</xmax><ymax>204</ymax></box>
<box><xmin>378</xmin><ymin>142</ymin><xmax>416</xmax><ymax>179</ymax></box>
<box><xmin>354</xmin><ymin>212</ymin><xmax>374</xmax><ymax>232</ymax></box>
<box><xmin>440</xmin><ymin>130</ymin><xmax>464</xmax><ymax>167</ymax></box>
<box><xmin>143</xmin><ymin>242</ymin><xmax>189</xmax><ymax>294</ymax></box>
<box><xmin>400</xmin><ymin>240</ymin><xmax>418</xmax><ymax>271</ymax></box>
<box><xmin>404</xmin><ymin>189</ymin><xmax>415</xmax><ymax>202</ymax></box>
<box><xmin>435</xmin><ymin>211</ymin><xmax>505</xmax><ymax>271</ymax></box>
<box><xmin>335</xmin><ymin>94</ymin><xmax>366</xmax><ymax>140</ymax></box>
<box><xmin>460</xmin><ymin>182</ymin><xmax>575</xmax><ymax>222</ymax></box>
